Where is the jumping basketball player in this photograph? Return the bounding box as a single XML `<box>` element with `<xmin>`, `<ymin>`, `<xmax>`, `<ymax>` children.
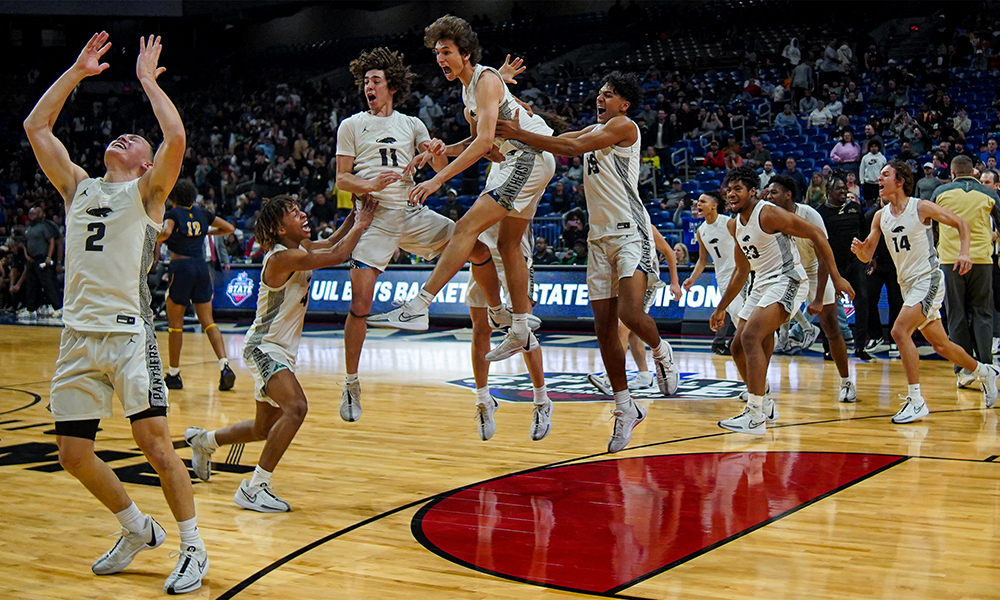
<box><xmin>851</xmin><ymin>160</ymin><xmax>999</xmax><ymax>423</ymax></box>
<box><xmin>765</xmin><ymin>174</ymin><xmax>858</xmax><ymax>403</ymax></box>
<box><xmin>185</xmin><ymin>195</ymin><xmax>377</xmax><ymax>511</ymax></box>
<box><xmin>495</xmin><ymin>70</ymin><xmax>679</xmax><ymax>452</ymax></box>
<box><xmin>334</xmin><ymin>47</ymin><xmax>507</xmax><ymax>423</ymax></box>
<box><xmin>367</xmin><ymin>15</ymin><xmax>556</xmax><ymax>364</ymax></box>
<box><xmin>157</xmin><ymin>179</ymin><xmax>237</xmax><ymax>391</ymax></box>
<box><xmin>710</xmin><ymin>166</ymin><xmax>854</xmax><ymax>435</ymax></box>
<box><xmin>24</xmin><ymin>32</ymin><xmax>207</xmax><ymax>593</ymax></box>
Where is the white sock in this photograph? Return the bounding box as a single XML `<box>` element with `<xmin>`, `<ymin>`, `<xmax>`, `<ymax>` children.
<box><xmin>613</xmin><ymin>389</ymin><xmax>631</xmax><ymax>410</ymax></box>
<box><xmin>907</xmin><ymin>383</ymin><xmax>921</xmax><ymax>398</ymax></box>
<box><xmin>652</xmin><ymin>340</ymin><xmax>670</xmax><ymax>361</ymax></box>
<box><xmin>177</xmin><ymin>516</ymin><xmax>204</xmax><ymax>551</ymax></box>
<box><xmin>219</xmin><ymin>358</ymin><xmax>229</xmax><ymax>370</ymax></box>
<box><xmin>345</xmin><ymin>373</ymin><xmax>358</xmax><ymax>384</ymax></box>
<box><xmin>250</xmin><ymin>465</ymin><xmax>272</xmax><ymax>488</ymax></box>
<box><xmin>204</xmin><ymin>430</ymin><xmax>219</xmax><ymax>451</ymax></box>
<box><xmin>475</xmin><ymin>386</ymin><xmax>492</xmax><ymax>405</ymax></box>
<box><xmin>975</xmin><ymin>362</ymin><xmax>994</xmax><ymax>377</ymax></box>
<box><xmin>747</xmin><ymin>393</ymin><xmax>764</xmax><ymax>411</ymax></box>
<box><xmin>532</xmin><ymin>385</ymin><xmax>548</xmax><ymax>405</ymax></box>
<box><xmin>793</xmin><ymin>310</ymin><xmax>811</xmax><ymax>330</ymax></box>
<box><xmin>411</xmin><ymin>289</ymin><xmax>434</xmax><ymax>311</ymax></box>
<box><xmin>168</xmin><ymin>366</ymin><xmax>180</xmax><ymax>377</ymax></box>
<box><xmin>512</xmin><ymin>313</ymin><xmax>529</xmax><ymax>337</ymax></box>
<box><xmin>114</xmin><ymin>502</ymin><xmax>146</xmax><ymax>534</ymax></box>
<box><xmin>840</xmin><ymin>376</ymin><xmax>851</xmax><ymax>387</ymax></box>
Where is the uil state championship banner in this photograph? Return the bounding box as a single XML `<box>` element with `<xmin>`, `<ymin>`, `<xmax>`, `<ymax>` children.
<box><xmin>213</xmin><ymin>265</ymin><xmax>889</xmax><ymax>324</ymax></box>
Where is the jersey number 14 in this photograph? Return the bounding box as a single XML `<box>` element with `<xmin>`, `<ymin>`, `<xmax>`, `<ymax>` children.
<box><xmin>891</xmin><ymin>235</ymin><xmax>911</xmax><ymax>252</ymax></box>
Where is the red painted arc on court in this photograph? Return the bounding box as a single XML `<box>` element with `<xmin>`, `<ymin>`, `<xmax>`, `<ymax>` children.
<box><xmin>414</xmin><ymin>451</ymin><xmax>905</xmax><ymax>594</ymax></box>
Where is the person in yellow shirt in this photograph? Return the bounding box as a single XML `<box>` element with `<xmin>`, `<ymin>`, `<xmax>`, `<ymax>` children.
<box><xmin>333</xmin><ymin>182</ymin><xmax>354</xmax><ymax>219</ymax></box>
<box><xmin>931</xmin><ymin>155</ymin><xmax>1000</xmax><ymax>387</ymax></box>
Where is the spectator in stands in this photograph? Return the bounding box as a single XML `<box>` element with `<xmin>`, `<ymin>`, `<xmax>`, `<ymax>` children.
<box><xmin>846</xmin><ymin>171</ymin><xmax>860</xmax><ymax>198</ymax></box>
<box><xmin>981</xmin><ymin>169</ymin><xmax>998</xmax><ymax>190</ymax></box>
<box><xmin>223</xmin><ymin>232</ymin><xmax>244</xmax><ymax>262</ymax></box>
<box><xmin>781</xmin><ymin>157</ymin><xmax>809</xmax><ymax>196</ymax></box>
<box><xmin>915</xmin><ymin>162</ymin><xmax>944</xmax><ymax>200</ymax></box>
<box><xmin>23</xmin><ymin>206</ymin><xmax>62</xmax><ymax>317</ymax></box>
<box><xmin>896</xmin><ymin>141</ymin><xmax>918</xmax><ymax>164</ymax></box>
<box><xmin>725</xmin><ymin>150</ymin><xmax>743</xmax><ymax>170</ymax></box>
<box><xmin>931</xmin><ymin>152</ymin><xmax>951</xmax><ymax>182</ymax></box>
<box><xmin>804</xmin><ymin>171</ymin><xmax>827</xmax><ymax>207</ymax></box>
<box><xmin>858</xmin><ymin>138</ymin><xmax>887</xmax><ymax>207</ymax></box>
<box><xmin>560</xmin><ymin>240</ymin><xmax>588</xmax><ymax>266</ymax></box>
<box><xmin>561</xmin><ymin>209</ymin><xmax>588</xmax><ymax>249</ymax></box>
<box><xmin>308</xmin><ymin>192</ymin><xmax>338</xmax><ymax>233</ymax></box>
<box><xmin>651</xmin><ymin>110</ymin><xmax>672</xmax><ymax>164</ymax></box>
<box><xmin>672</xmin><ymin>196</ymin><xmax>704</xmax><ymax>256</ymax></box>
<box><xmin>826</xmin><ymin>92</ymin><xmax>844</xmax><ymax>118</ymax></box>
<box><xmin>703</xmin><ymin>140</ymin><xmax>726</xmax><ymax>170</ymax></box>
<box><xmin>790</xmin><ymin>57</ymin><xmax>813</xmax><ymax>102</ymax></box>
<box><xmin>549</xmin><ymin>180</ymin><xmax>575</xmax><ymax>214</ymax></box>
<box><xmin>438</xmin><ymin>188</ymin><xmax>466</xmax><ymax>221</ymax></box>
<box><xmin>662</xmin><ymin>178</ymin><xmax>688</xmax><ymax>212</ymax></box>
<box><xmin>807</xmin><ymin>100</ymin><xmax>834</xmax><ymax>127</ymax></box>
<box><xmin>830</xmin><ymin>130</ymin><xmax>861</xmax><ymax>167</ymax></box>
<box><xmin>2</xmin><ymin>237</ymin><xmax>27</xmax><ymax>313</ymax></box>
<box><xmin>702</xmin><ymin>111</ymin><xmax>724</xmax><ymax>137</ymax></box>
<box><xmin>952</xmin><ymin>107</ymin><xmax>971</xmax><ymax>141</ymax></box>
<box><xmin>798</xmin><ymin>89</ymin><xmax>818</xmax><ymax>115</ymax></box>
<box><xmin>774</xmin><ymin>104</ymin><xmax>800</xmax><ymax>130</ymax></box>
<box><xmin>981</xmin><ymin>138</ymin><xmax>999</xmax><ymax>165</ymax></box>
<box><xmin>672</xmin><ymin>243</ymin><xmax>690</xmax><ymax>267</ymax></box>
<box><xmin>565</xmin><ymin>156</ymin><xmax>584</xmax><ymax>185</ymax></box>
<box><xmin>759</xmin><ymin>160</ymin><xmax>776</xmax><ymax>189</ymax></box>
<box><xmin>533</xmin><ymin>237</ymin><xmax>556</xmax><ymax>265</ymax></box>
<box><xmin>746</xmin><ymin>139</ymin><xmax>772</xmax><ymax>169</ymax></box>
<box><xmin>953</xmin><ymin>139</ymin><xmax>975</xmax><ymax>162</ymax></box>
<box><xmin>781</xmin><ymin>37</ymin><xmax>801</xmax><ymax>76</ymax></box>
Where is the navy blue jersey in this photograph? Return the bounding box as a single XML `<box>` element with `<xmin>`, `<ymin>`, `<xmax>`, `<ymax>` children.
<box><xmin>164</xmin><ymin>205</ymin><xmax>215</xmax><ymax>258</ymax></box>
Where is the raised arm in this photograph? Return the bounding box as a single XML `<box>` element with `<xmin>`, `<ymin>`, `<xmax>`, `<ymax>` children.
<box><xmin>409</xmin><ymin>72</ymin><xmax>506</xmax><ymax>205</ymax></box>
<box><xmin>269</xmin><ymin>200</ymin><xmax>378</xmax><ymax>276</ymax></box>
<box><xmin>851</xmin><ymin>208</ymin><xmax>883</xmax><ymax>263</ymax></box>
<box><xmin>918</xmin><ymin>199</ymin><xmax>972</xmax><ymax>274</ymax></box>
<box><xmin>761</xmin><ymin>204</ymin><xmax>854</xmax><ymax>300</ymax></box>
<box><xmin>135</xmin><ymin>36</ymin><xmax>186</xmax><ymax>217</ymax></box>
<box><xmin>23</xmin><ymin>32</ymin><xmax>108</xmax><ymax>202</ymax></box>
<box><xmin>496</xmin><ymin>111</ymin><xmax>629</xmax><ymax>157</ymax></box>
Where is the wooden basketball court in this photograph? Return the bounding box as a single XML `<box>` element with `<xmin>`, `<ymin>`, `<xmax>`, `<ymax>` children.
<box><xmin>2</xmin><ymin>322</ymin><xmax>998</xmax><ymax>599</ymax></box>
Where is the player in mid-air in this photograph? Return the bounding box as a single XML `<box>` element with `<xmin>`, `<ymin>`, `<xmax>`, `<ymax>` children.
<box><xmin>185</xmin><ymin>195</ymin><xmax>377</xmax><ymax>512</ymax></box>
<box><xmin>24</xmin><ymin>32</ymin><xmax>208</xmax><ymax>594</ymax></box>
<box><xmin>710</xmin><ymin>166</ymin><xmax>854</xmax><ymax>435</ymax></box>
<box><xmin>851</xmin><ymin>160</ymin><xmax>999</xmax><ymax>423</ymax></box>
<box><xmin>334</xmin><ymin>47</ymin><xmax>510</xmax><ymax>423</ymax></box>
<box><xmin>496</xmin><ymin>70</ymin><xmax>679</xmax><ymax>452</ymax></box>
<box><xmin>367</xmin><ymin>15</ymin><xmax>556</xmax><ymax>364</ymax></box>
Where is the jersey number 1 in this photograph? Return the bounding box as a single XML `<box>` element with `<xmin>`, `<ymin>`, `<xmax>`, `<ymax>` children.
<box><xmin>379</xmin><ymin>148</ymin><xmax>399</xmax><ymax>167</ymax></box>
<box><xmin>86</xmin><ymin>222</ymin><xmax>106</xmax><ymax>251</ymax></box>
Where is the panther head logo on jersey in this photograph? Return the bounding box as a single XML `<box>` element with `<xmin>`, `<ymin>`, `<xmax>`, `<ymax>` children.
<box><xmin>891</xmin><ymin>225</ymin><xmax>905</xmax><ymax>233</ymax></box>
<box><xmin>86</xmin><ymin>207</ymin><xmax>113</xmax><ymax>218</ymax></box>
<box><xmin>742</xmin><ymin>235</ymin><xmax>751</xmax><ymax>242</ymax></box>
<box><xmin>376</xmin><ymin>137</ymin><xmax>397</xmax><ymax>144</ymax></box>
<box><xmin>709</xmin><ymin>238</ymin><xmax>719</xmax><ymax>244</ymax></box>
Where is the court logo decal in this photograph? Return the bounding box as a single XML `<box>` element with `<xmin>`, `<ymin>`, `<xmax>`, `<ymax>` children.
<box><xmin>226</xmin><ymin>272</ymin><xmax>255</xmax><ymax>306</ymax></box>
<box><xmin>445</xmin><ymin>372</ymin><xmax>743</xmax><ymax>402</ymax></box>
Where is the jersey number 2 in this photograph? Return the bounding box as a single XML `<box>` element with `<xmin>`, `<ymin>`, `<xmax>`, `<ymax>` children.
<box><xmin>86</xmin><ymin>223</ymin><xmax>106</xmax><ymax>251</ymax></box>
<box><xmin>379</xmin><ymin>148</ymin><xmax>399</xmax><ymax>167</ymax></box>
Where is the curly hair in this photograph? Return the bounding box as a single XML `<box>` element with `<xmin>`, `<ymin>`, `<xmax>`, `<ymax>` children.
<box><xmin>349</xmin><ymin>47</ymin><xmax>416</xmax><ymax>97</ymax></box>
<box><xmin>600</xmin><ymin>71</ymin><xmax>643</xmax><ymax>114</ymax></box>
<box><xmin>722</xmin><ymin>165</ymin><xmax>761</xmax><ymax>193</ymax></box>
<box><xmin>255</xmin><ymin>195</ymin><xmax>298</xmax><ymax>251</ymax></box>
<box><xmin>424</xmin><ymin>15</ymin><xmax>482</xmax><ymax>65</ymax></box>
<box><xmin>885</xmin><ymin>159</ymin><xmax>915</xmax><ymax>196</ymax></box>
<box><xmin>168</xmin><ymin>179</ymin><xmax>197</xmax><ymax>208</ymax></box>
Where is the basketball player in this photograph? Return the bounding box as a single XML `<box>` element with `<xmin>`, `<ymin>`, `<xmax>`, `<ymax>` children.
<box><xmin>367</xmin><ymin>15</ymin><xmax>556</xmax><ymax>363</ymax></box>
<box><xmin>851</xmin><ymin>160</ymin><xmax>999</xmax><ymax>423</ymax></box>
<box><xmin>495</xmin><ymin>70</ymin><xmax>679</xmax><ymax>452</ymax></box>
<box><xmin>710</xmin><ymin>166</ymin><xmax>854</xmax><ymax>435</ymax></box>
<box><xmin>185</xmin><ymin>195</ymin><xmax>377</xmax><ymax>511</ymax></box>
<box><xmin>24</xmin><ymin>33</ymin><xmax>207</xmax><ymax>593</ymax></box>
<box><xmin>334</xmin><ymin>47</ymin><xmax>506</xmax><ymax>423</ymax></box>
<box><xmin>466</xmin><ymin>223</ymin><xmax>549</xmax><ymax>441</ymax></box>
<box><xmin>684</xmin><ymin>191</ymin><xmax>744</xmax><ymax>353</ymax></box>
<box><xmin>765</xmin><ymin>174</ymin><xmax>857</xmax><ymax>403</ymax></box>
<box><xmin>157</xmin><ymin>179</ymin><xmax>237</xmax><ymax>391</ymax></box>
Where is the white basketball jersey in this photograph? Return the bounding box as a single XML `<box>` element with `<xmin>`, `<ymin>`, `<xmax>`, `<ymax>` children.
<box><xmin>880</xmin><ymin>197</ymin><xmax>939</xmax><ymax>285</ymax></box>
<box><xmin>463</xmin><ymin>64</ymin><xmax>553</xmax><ymax>155</ymax></box>
<box><xmin>792</xmin><ymin>203</ymin><xmax>828</xmax><ymax>274</ymax></box>
<box><xmin>242</xmin><ymin>244</ymin><xmax>312</xmax><ymax>359</ymax></box>
<box><xmin>336</xmin><ymin>111</ymin><xmax>430</xmax><ymax>209</ymax></box>
<box><xmin>63</xmin><ymin>178</ymin><xmax>161</xmax><ymax>333</ymax></box>
<box><xmin>697</xmin><ymin>214</ymin><xmax>737</xmax><ymax>286</ymax></box>
<box><xmin>583</xmin><ymin>120</ymin><xmax>652</xmax><ymax>241</ymax></box>
<box><xmin>734</xmin><ymin>200</ymin><xmax>806</xmax><ymax>282</ymax></box>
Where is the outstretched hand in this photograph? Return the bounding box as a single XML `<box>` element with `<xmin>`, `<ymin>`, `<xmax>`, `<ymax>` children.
<box><xmin>498</xmin><ymin>54</ymin><xmax>526</xmax><ymax>85</ymax></box>
<box><xmin>73</xmin><ymin>31</ymin><xmax>112</xmax><ymax>77</ymax></box>
<box><xmin>495</xmin><ymin>108</ymin><xmax>523</xmax><ymax>139</ymax></box>
<box><xmin>136</xmin><ymin>35</ymin><xmax>166</xmax><ymax>82</ymax></box>
<box><xmin>354</xmin><ymin>194</ymin><xmax>379</xmax><ymax>227</ymax></box>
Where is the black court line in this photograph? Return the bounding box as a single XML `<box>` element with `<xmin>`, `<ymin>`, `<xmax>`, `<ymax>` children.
<box><xmin>4</xmin><ymin>422</ymin><xmax>48</xmax><ymax>431</ymax></box>
<box><xmin>986</xmin><ymin>455</ymin><xmax>999</xmax><ymax>462</ymax></box>
<box><xmin>0</xmin><ymin>388</ymin><xmax>42</xmax><ymax>416</ymax></box>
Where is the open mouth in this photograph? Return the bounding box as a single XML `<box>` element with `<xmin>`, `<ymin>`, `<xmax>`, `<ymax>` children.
<box><xmin>596</xmin><ymin>106</ymin><xmax>607</xmax><ymax>117</ymax></box>
<box><xmin>111</xmin><ymin>140</ymin><xmax>127</xmax><ymax>150</ymax></box>
<box><xmin>441</xmin><ymin>65</ymin><xmax>452</xmax><ymax>76</ymax></box>
<box><xmin>366</xmin><ymin>93</ymin><xmax>377</xmax><ymax>103</ymax></box>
